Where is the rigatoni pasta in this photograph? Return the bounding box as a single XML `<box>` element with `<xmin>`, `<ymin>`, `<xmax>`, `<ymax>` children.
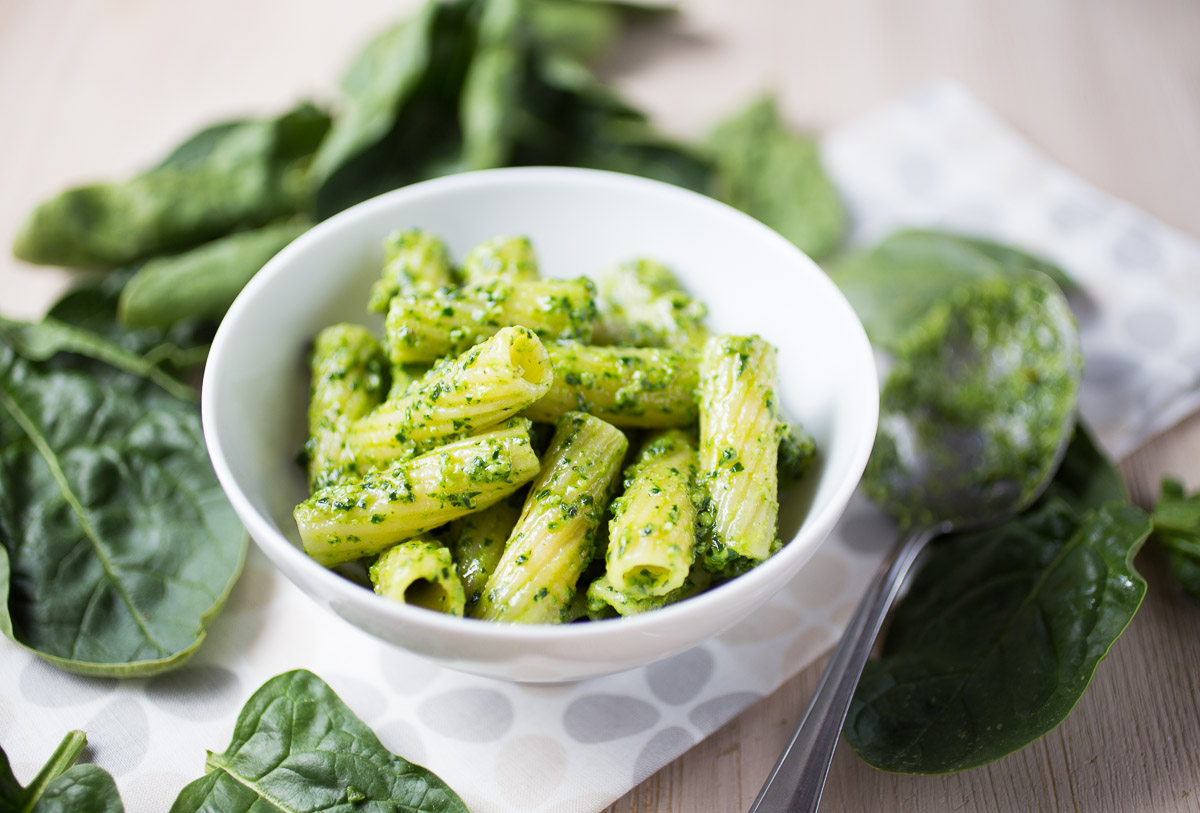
<box><xmin>370</xmin><ymin>538</ymin><xmax>466</xmax><ymax>616</ymax></box>
<box><xmin>523</xmin><ymin>343</ymin><xmax>700</xmax><ymax>427</ymax></box>
<box><xmin>472</xmin><ymin>412</ymin><xmax>628</xmax><ymax>623</ymax></box>
<box><xmin>304</xmin><ymin>323</ymin><xmax>387</xmax><ymax>492</ymax></box>
<box><xmin>606</xmin><ymin>429</ymin><xmax>700</xmax><ymax>597</ymax></box>
<box><xmin>293</xmin><ymin>231</ymin><xmax>817</xmax><ymax>623</ymax></box>
<box><xmin>295</xmin><ymin>419</ymin><xmax>540</xmax><ymax>566</ymax></box>
<box><xmin>385</xmin><ymin>278</ymin><xmax>597</xmax><ymax>363</ymax></box>
<box><xmin>348</xmin><ymin>325</ymin><xmax>552</xmax><ymax>469</ymax></box>
<box><xmin>697</xmin><ymin>334</ymin><xmax>785</xmax><ymax>562</ymax></box>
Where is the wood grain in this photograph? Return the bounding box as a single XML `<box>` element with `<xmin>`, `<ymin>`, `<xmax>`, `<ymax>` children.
<box><xmin>1</xmin><ymin>1</ymin><xmax>1198</xmax><ymax>811</ymax></box>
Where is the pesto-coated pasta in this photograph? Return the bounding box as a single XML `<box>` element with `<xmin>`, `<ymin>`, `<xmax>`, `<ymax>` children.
<box><xmin>595</xmin><ymin>259</ymin><xmax>708</xmax><ymax>348</ymax></box>
<box><xmin>370</xmin><ymin>537</ymin><xmax>466</xmax><ymax>616</ymax></box>
<box><xmin>304</xmin><ymin>324</ymin><xmax>387</xmax><ymax>492</ymax></box>
<box><xmin>295</xmin><ymin>419</ymin><xmax>540</xmax><ymax>566</ymax></box>
<box><xmin>384</xmin><ymin>277</ymin><xmax>597</xmax><ymax>363</ymax></box>
<box><xmin>698</xmin><ymin>334</ymin><xmax>785</xmax><ymax>561</ymax></box>
<box><xmin>368</xmin><ymin>229</ymin><xmax>455</xmax><ymax>313</ymax></box>
<box><xmin>522</xmin><ymin>343</ymin><xmax>700</xmax><ymax>427</ymax></box>
<box><xmin>606</xmin><ymin>429</ymin><xmax>699</xmax><ymax>596</ymax></box>
<box><xmin>473</xmin><ymin>412</ymin><xmax>628</xmax><ymax>623</ymax></box>
<box><xmin>452</xmin><ymin>493</ymin><xmax>523</xmax><ymax>612</ymax></box>
<box><xmin>461</xmin><ymin>235</ymin><xmax>539</xmax><ymax>283</ymax></box>
<box><xmin>585</xmin><ymin>568</ymin><xmax>711</xmax><ymax>618</ymax></box>
<box><xmin>349</xmin><ymin>326</ymin><xmax>552</xmax><ymax>469</ymax></box>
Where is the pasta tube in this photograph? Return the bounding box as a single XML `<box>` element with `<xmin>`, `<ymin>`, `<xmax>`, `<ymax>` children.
<box><xmin>303</xmin><ymin>324</ymin><xmax>387</xmax><ymax>492</ymax></box>
<box><xmin>385</xmin><ymin>277</ymin><xmax>597</xmax><ymax>363</ymax></box>
<box><xmin>606</xmin><ymin>430</ymin><xmax>700</xmax><ymax>597</ymax></box>
<box><xmin>523</xmin><ymin>343</ymin><xmax>699</xmax><ymax>427</ymax></box>
<box><xmin>295</xmin><ymin>419</ymin><xmax>540</xmax><ymax>566</ymax></box>
<box><xmin>349</xmin><ymin>326</ymin><xmax>552</xmax><ymax>470</ymax></box>
<box><xmin>594</xmin><ymin>259</ymin><xmax>708</xmax><ymax>348</ymax></box>
<box><xmin>370</xmin><ymin>537</ymin><xmax>466</xmax><ymax>616</ymax></box>
<box><xmin>452</xmin><ymin>493</ymin><xmax>523</xmax><ymax>612</ymax></box>
<box><xmin>473</xmin><ymin>412</ymin><xmax>628</xmax><ymax>623</ymax></box>
<box><xmin>698</xmin><ymin>335</ymin><xmax>784</xmax><ymax>561</ymax></box>
<box><xmin>368</xmin><ymin>229</ymin><xmax>455</xmax><ymax>313</ymax></box>
<box><xmin>461</xmin><ymin>235</ymin><xmax>540</xmax><ymax>283</ymax></box>
<box><xmin>585</xmin><ymin>568</ymin><xmax>711</xmax><ymax>618</ymax></box>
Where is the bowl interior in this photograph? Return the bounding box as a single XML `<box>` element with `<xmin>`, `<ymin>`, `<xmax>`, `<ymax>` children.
<box><xmin>203</xmin><ymin>167</ymin><xmax>877</xmax><ymax>677</ymax></box>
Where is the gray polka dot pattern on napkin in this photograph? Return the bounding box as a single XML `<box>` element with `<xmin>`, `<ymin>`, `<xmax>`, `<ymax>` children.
<box><xmin>563</xmin><ymin>694</ymin><xmax>660</xmax><ymax>743</ymax></box>
<box><xmin>633</xmin><ymin>726</ymin><xmax>696</xmax><ymax>784</ymax></box>
<box><xmin>645</xmin><ymin>648</ymin><xmax>713</xmax><ymax>705</ymax></box>
<box><xmin>86</xmin><ymin>698</ymin><xmax>149</xmax><ymax>776</ymax></box>
<box><xmin>380</xmin><ymin>647</ymin><xmax>442</xmax><ymax>694</ymax></box>
<box><xmin>323</xmin><ymin>673</ymin><xmax>389</xmax><ymax>722</ymax></box>
<box><xmin>1113</xmin><ymin>225</ymin><xmax>1163</xmax><ymax>272</ymax></box>
<box><xmin>418</xmin><ymin>688</ymin><xmax>513</xmax><ymax>742</ymax></box>
<box><xmin>1124</xmin><ymin>307</ymin><xmax>1178</xmax><ymax>349</ymax></box>
<box><xmin>145</xmin><ymin>665</ymin><xmax>240</xmax><ymax>721</ymax></box>
<box><xmin>375</xmin><ymin>719</ymin><xmax>427</xmax><ymax>766</ymax></box>
<box><xmin>689</xmin><ymin>692</ymin><xmax>763</xmax><ymax>735</ymax></box>
<box><xmin>21</xmin><ymin>657</ymin><xmax>116</xmax><ymax>707</ymax></box>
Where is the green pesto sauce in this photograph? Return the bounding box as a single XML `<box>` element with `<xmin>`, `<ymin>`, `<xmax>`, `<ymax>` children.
<box><xmin>862</xmin><ymin>273</ymin><xmax>1081</xmax><ymax>527</ymax></box>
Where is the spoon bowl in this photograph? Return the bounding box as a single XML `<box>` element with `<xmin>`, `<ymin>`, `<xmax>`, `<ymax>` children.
<box><xmin>750</xmin><ymin>271</ymin><xmax>1081</xmax><ymax>812</ymax></box>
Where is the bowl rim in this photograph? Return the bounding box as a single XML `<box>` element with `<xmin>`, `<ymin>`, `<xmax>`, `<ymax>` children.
<box><xmin>202</xmin><ymin>165</ymin><xmax>878</xmax><ymax>646</ymax></box>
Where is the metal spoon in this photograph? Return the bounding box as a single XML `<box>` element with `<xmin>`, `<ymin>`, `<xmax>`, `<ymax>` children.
<box><xmin>748</xmin><ymin>274</ymin><xmax>1081</xmax><ymax>813</ymax></box>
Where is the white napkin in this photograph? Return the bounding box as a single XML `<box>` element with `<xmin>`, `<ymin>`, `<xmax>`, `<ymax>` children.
<box><xmin>3</xmin><ymin>79</ymin><xmax>1199</xmax><ymax>813</ymax></box>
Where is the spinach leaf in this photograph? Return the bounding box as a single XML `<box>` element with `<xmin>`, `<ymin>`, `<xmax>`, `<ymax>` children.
<box><xmin>845</xmin><ymin>472</ymin><xmax>1151</xmax><ymax>774</ymax></box>
<box><xmin>0</xmin><ymin>317</ymin><xmax>196</xmax><ymax>402</ymax></box>
<box><xmin>707</xmin><ymin>97</ymin><xmax>846</xmax><ymax>260</ymax></box>
<box><xmin>311</xmin><ymin>0</ymin><xmax>468</xmax><ymax>218</ymax></box>
<box><xmin>1</xmin><ymin>731</ymin><xmax>125</xmax><ymax>812</ymax></box>
<box><xmin>0</xmin><ymin>333</ymin><xmax>245</xmax><ymax>676</ymax></box>
<box><xmin>1151</xmin><ymin>478</ymin><xmax>1200</xmax><ymax>597</ymax></box>
<box><xmin>117</xmin><ymin>217</ymin><xmax>311</xmax><ymax>328</ymax></box>
<box><xmin>529</xmin><ymin>0</ymin><xmax>672</xmax><ymax>63</ymax></box>
<box><xmin>13</xmin><ymin>103</ymin><xmax>329</xmax><ymax>269</ymax></box>
<box><xmin>827</xmin><ymin>229</ymin><xmax>1074</xmax><ymax>349</ymax></box>
<box><xmin>460</xmin><ymin>0</ymin><xmax>528</xmax><ymax>170</ymax></box>
<box><xmin>45</xmin><ymin>271</ymin><xmax>213</xmax><ymax>373</ymax></box>
<box><xmin>169</xmin><ymin>670</ymin><xmax>469</xmax><ymax>813</ymax></box>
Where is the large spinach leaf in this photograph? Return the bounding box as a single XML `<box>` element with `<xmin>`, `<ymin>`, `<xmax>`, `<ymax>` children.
<box><xmin>707</xmin><ymin>97</ymin><xmax>846</xmax><ymax>260</ymax></box>
<box><xmin>1151</xmin><ymin>478</ymin><xmax>1200</xmax><ymax>597</ymax></box>
<box><xmin>1</xmin><ymin>731</ymin><xmax>125</xmax><ymax>813</ymax></box>
<box><xmin>845</xmin><ymin>430</ymin><xmax>1151</xmax><ymax>774</ymax></box>
<box><xmin>169</xmin><ymin>670</ymin><xmax>468</xmax><ymax>813</ymax></box>
<box><xmin>827</xmin><ymin>229</ymin><xmax>1074</xmax><ymax>349</ymax></box>
<box><xmin>13</xmin><ymin>103</ymin><xmax>329</xmax><ymax>269</ymax></box>
<box><xmin>0</xmin><ymin>332</ymin><xmax>245</xmax><ymax>676</ymax></box>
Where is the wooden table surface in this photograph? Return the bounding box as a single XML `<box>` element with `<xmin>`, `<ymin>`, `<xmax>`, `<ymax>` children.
<box><xmin>3</xmin><ymin>2</ymin><xmax>1198</xmax><ymax>811</ymax></box>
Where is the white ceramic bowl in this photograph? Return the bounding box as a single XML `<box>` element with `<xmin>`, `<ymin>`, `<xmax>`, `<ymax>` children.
<box><xmin>202</xmin><ymin>167</ymin><xmax>877</xmax><ymax>682</ymax></box>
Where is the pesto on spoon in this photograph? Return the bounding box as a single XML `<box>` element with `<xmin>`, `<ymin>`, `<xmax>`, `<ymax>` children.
<box><xmin>750</xmin><ymin>272</ymin><xmax>1081</xmax><ymax>813</ymax></box>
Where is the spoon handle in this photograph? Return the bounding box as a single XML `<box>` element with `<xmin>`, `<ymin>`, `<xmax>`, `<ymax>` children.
<box><xmin>747</xmin><ymin>524</ymin><xmax>939</xmax><ymax>813</ymax></box>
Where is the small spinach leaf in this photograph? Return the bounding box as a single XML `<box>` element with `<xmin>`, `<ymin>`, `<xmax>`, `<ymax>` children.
<box><xmin>169</xmin><ymin>670</ymin><xmax>469</xmax><ymax>813</ymax></box>
<box><xmin>845</xmin><ymin>492</ymin><xmax>1151</xmax><ymax>774</ymax></box>
<box><xmin>117</xmin><ymin>217</ymin><xmax>311</xmax><ymax>328</ymax></box>
<box><xmin>0</xmin><ymin>334</ymin><xmax>245</xmax><ymax>676</ymax></box>
<box><xmin>1151</xmin><ymin>478</ymin><xmax>1200</xmax><ymax>597</ymax></box>
<box><xmin>707</xmin><ymin>96</ymin><xmax>846</xmax><ymax>260</ymax></box>
<box><xmin>0</xmin><ymin>731</ymin><xmax>125</xmax><ymax>812</ymax></box>
<box><xmin>13</xmin><ymin>103</ymin><xmax>329</xmax><ymax>269</ymax></box>
<box><xmin>827</xmin><ymin>229</ymin><xmax>1074</xmax><ymax>349</ymax></box>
